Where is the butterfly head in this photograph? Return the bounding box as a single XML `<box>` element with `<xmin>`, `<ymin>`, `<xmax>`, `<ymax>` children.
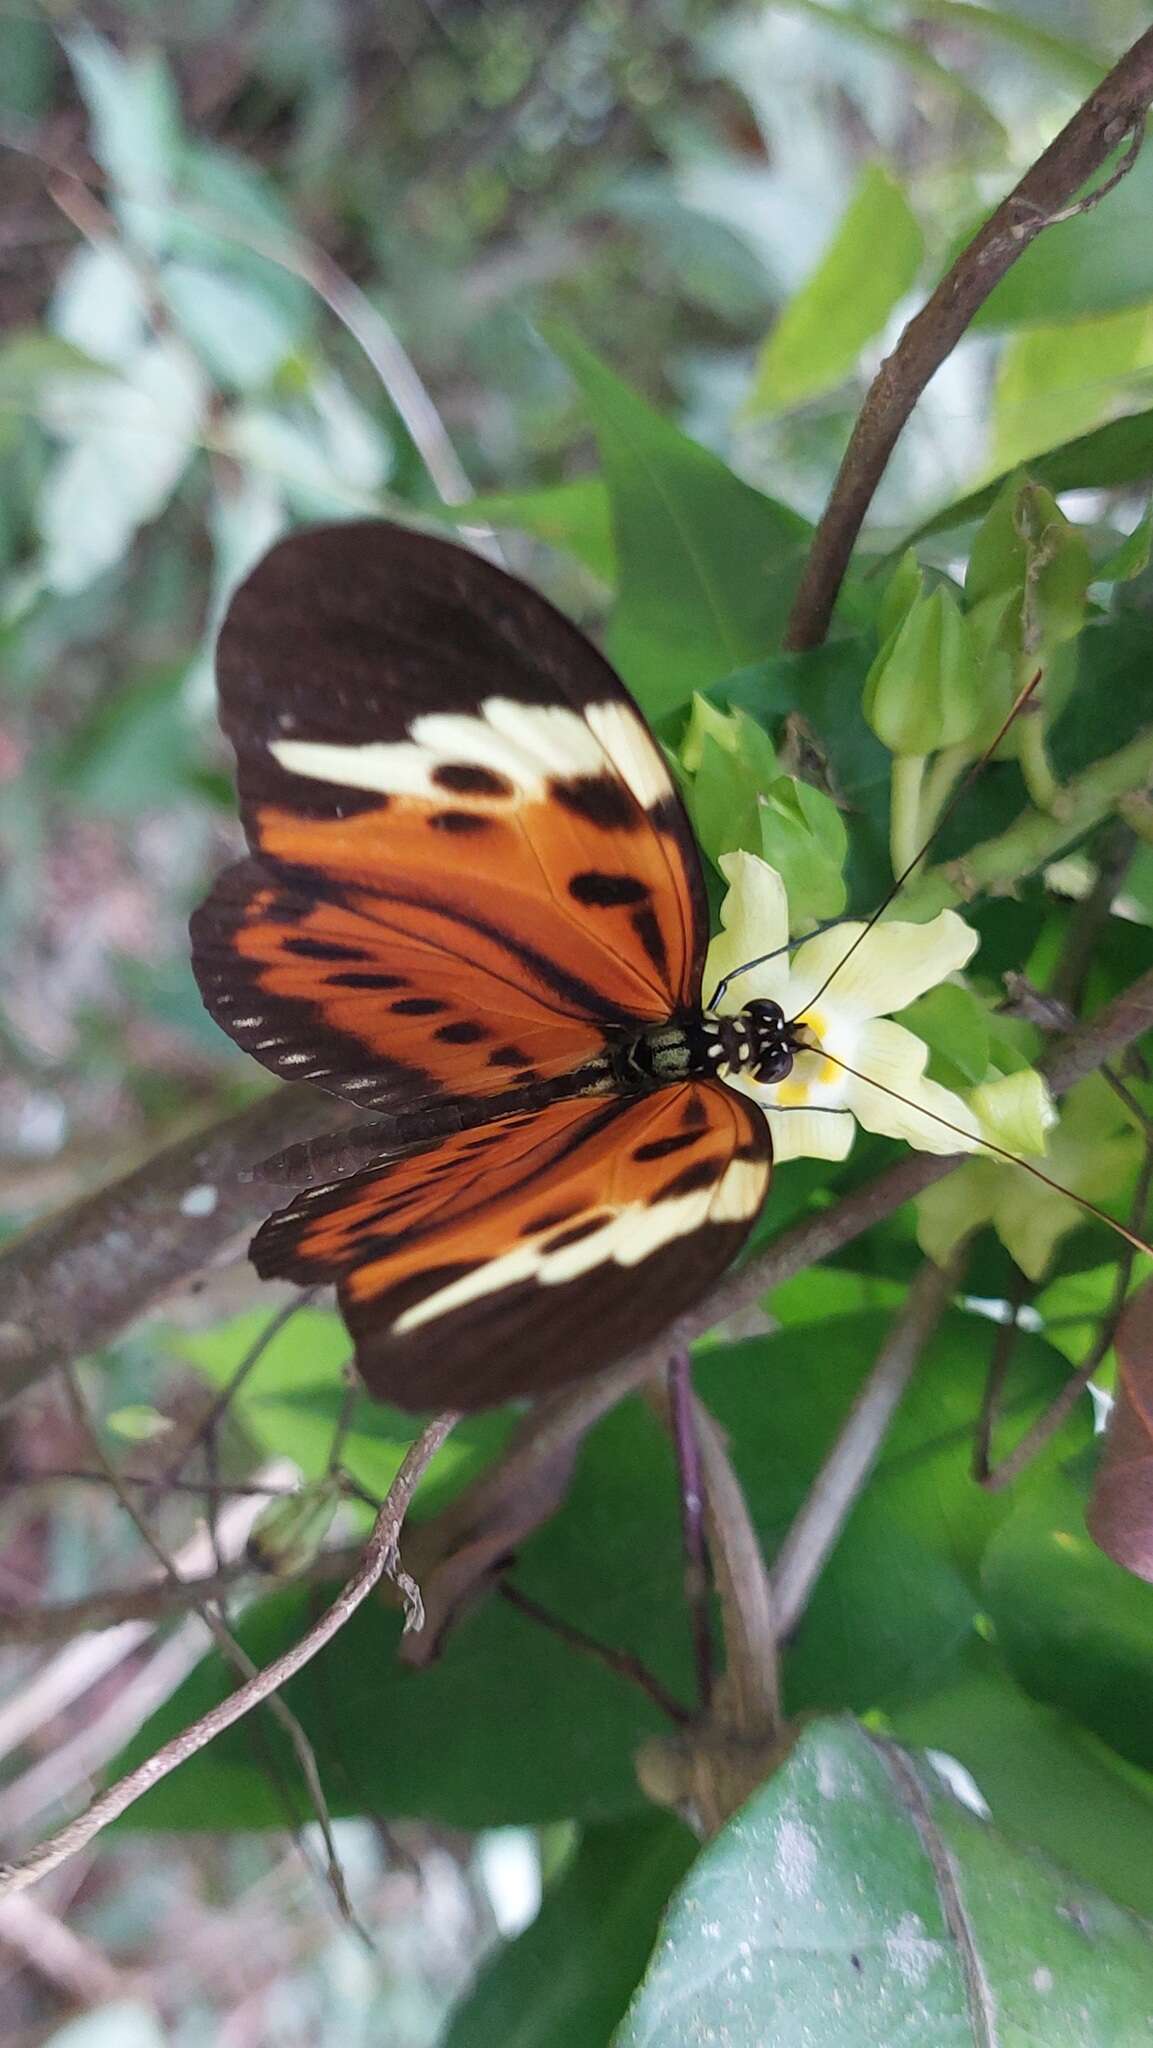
<box><xmin>705</xmin><ymin>999</ymin><xmax>820</xmax><ymax>1086</ymax></box>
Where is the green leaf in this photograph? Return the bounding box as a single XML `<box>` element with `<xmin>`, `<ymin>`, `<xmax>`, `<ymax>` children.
<box><xmin>174</xmin><ymin>1308</ymin><xmax>510</xmax><ymax>1507</ymax></box>
<box><xmin>724</xmin><ymin>639</ymin><xmax>893</xmax><ymax>907</ymax></box>
<box><xmin>121</xmin><ymin>1314</ymin><xmax>1089</xmax><ymax>1831</ymax></box>
<box><xmin>66</xmin><ymin>31</ymin><xmax>183</xmax><ymax>245</ymax></box>
<box><xmin>546</xmin><ymin>326</ymin><xmax>810</xmax><ymax>717</ymax></box>
<box><xmin>991</xmin><ymin>307</ymin><xmax>1153</xmax><ymax>472</ymax></box>
<box><xmin>748</xmin><ymin>165</ymin><xmax>922</xmax><ymax>416</ymax></box>
<box><xmin>757</xmin><ymin>774</ymin><xmax>847</xmax><ymax>926</ymax></box>
<box><xmin>1095</xmin><ymin>502</ymin><xmax>1153</xmax><ymax>585</ymax></box>
<box><xmin>0</xmin><ymin>330</ymin><xmax>114</xmax><ymax>408</ymax></box>
<box><xmin>893</xmin><ymin>1641</ymin><xmax>1153</xmax><ymax>1923</ymax></box>
<box><xmin>447</xmin><ymin>479</ymin><xmax>615</xmax><ymax>583</ymax></box>
<box><xmin>38</xmin><ymin>339</ymin><xmax>205</xmax><ymax>593</ymax></box>
<box><xmin>975</xmin><ymin>137</ymin><xmax>1153</xmax><ymax>328</ymax></box>
<box><xmin>901</xmin><ymin>406</ymin><xmax>1153</xmax><ymax>549</ymax></box>
<box><xmin>443</xmin><ymin>1817</ymin><xmax>696</xmax><ymax>2048</ymax></box>
<box><xmin>897</xmin><ymin>982</ymin><xmax>990</xmax><ymax>1092</ymax></box>
<box><xmin>913</xmin><ymin>2</ymin><xmax>1105</xmax><ymax>93</ymax></box>
<box><xmin>618</xmin><ymin>1719</ymin><xmax>1153</xmax><ymax>2046</ymax></box>
<box><xmin>982</xmin><ymin>1458</ymin><xmax>1153</xmax><ymax>1776</ymax></box>
<box><xmin>769</xmin><ymin>0</ymin><xmax>1006</xmax><ymax>141</ymax></box>
<box><xmin>161</xmin><ymin>264</ymin><xmax>302</xmax><ymax>391</ymax></box>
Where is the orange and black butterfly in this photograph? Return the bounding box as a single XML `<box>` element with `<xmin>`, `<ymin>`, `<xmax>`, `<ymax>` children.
<box><xmin>192</xmin><ymin>522</ymin><xmax>810</xmax><ymax>1411</ymax></box>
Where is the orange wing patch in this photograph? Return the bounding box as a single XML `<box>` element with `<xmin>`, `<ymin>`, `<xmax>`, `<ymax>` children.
<box><xmin>252</xmin><ymin>1083</ymin><xmax>771</xmax><ymax>1410</ymax></box>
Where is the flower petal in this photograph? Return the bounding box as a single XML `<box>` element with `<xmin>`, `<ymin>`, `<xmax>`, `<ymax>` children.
<box><xmin>789</xmin><ymin>909</ymin><xmax>979</xmax><ymax>1022</ymax></box>
<box><xmin>765</xmin><ymin>1104</ymin><xmax>856</xmax><ymax>1164</ymax></box>
<box><xmin>971</xmin><ymin>1070</ymin><xmax>1056</xmax><ymax>1157</ymax></box>
<box><xmin>846</xmin><ymin>1019</ymin><xmax>982</xmax><ymax>1154</ymax></box>
<box><xmin>720</xmin><ymin>1069</ymin><xmax>855</xmax><ymax>1160</ymax></box>
<box><xmin>705</xmin><ymin>851</ymin><xmax>791</xmax><ymax>1011</ymax></box>
<box><xmin>989</xmin><ymin>1181</ymin><xmax>1083</xmax><ymax>1281</ymax></box>
<box><xmin>915</xmin><ymin>1159</ymin><xmax>1000</xmax><ymax>1267</ymax></box>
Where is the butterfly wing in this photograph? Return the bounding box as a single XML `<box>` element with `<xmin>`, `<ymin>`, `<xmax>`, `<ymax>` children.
<box><xmin>191</xmin><ymin>522</ymin><xmax>708</xmax><ymax>1115</ymax></box>
<box><xmin>251</xmin><ymin>1082</ymin><xmax>771</xmax><ymax>1410</ymax></box>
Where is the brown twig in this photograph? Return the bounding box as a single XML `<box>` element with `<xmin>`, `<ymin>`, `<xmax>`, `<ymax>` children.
<box><xmin>0</xmin><ymin>1411</ymin><xmax>458</xmax><ymax>1900</ymax></box>
<box><xmin>667</xmin><ymin>1350</ymin><xmax>713</xmax><ymax>1712</ymax></box>
<box><xmin>975</xmin><ymin>1134</ymin><xmax>1153</xmax><ymax>1492</ymax></box>
<box><xmin>497</xmin><ymin>1581</ymin><xmax>690</xmax><ymax>1726</ymax></box>
<box><xmin>59</xmin><ymin>1362</ymin><xmax>358</xmax><ymax>1928</ymax></box>
<box><xmin>784</xmin><ymin>30</ymin><xmax>1153</xmax><ymax>650</ymax></box>
<box><xmin>771</xmin><ymin>1250</ymin><xmax>965</xmax><ymax>1637</ymax></box>
<box><xmin>0</xmin><ymin>1544</ymin><xmax>367</xmax><ymax>1644</ymax></box>
<box><xmin>691</xmin><ymin>1398</ymin><xmax>781</xmax><ymax>1743</ymax></box>
<box><xmin>0</xmin><ymin>1084</ymin><xmax>357</xmax><ymax>1408</ymax></box>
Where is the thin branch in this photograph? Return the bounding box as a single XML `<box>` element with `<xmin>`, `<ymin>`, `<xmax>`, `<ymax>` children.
<box><xmin>498</xmin><ymin>1581</ymin><xmax>690</xmax><ymax>1726</ymax></box>
<box><xmin>59</xmin><ymin>1362</ymin><xmax>357</xmax><ymax>1929</ymax></box>
<box><xmin>0</xmin><ymin>1545</ymin><xmax>366</xmax><ymax>1644</ymax></box>
<box><xmin>771</xmin><ymin>1250</ymin><xmax>965</xmax><ymax>1637</ymax></box>
<box><xmin>667</xmin><ymin>1350</ymin><xmax>713</xmax><ymax>1712</ymax></box>
<box><xmin>0</xmin><ymin>1084</ymin><xmax>357</xmax><ymax>1408</ymax></box>
<box><xmin>0</xmin><ymin>1412</ymin><xmax>458</xmax><ymax>1900</ymax></box>
<box><xmin>976</xmin><ymin>1133</ymin><xmax>1153</xmax><ymax>1492</ymax></box>
<box><xmin>691</xmin><ymin>1398</ymin><xmax>781</xmax><ymax>1742</ymax></box>
<box><xmin>784</xmin><ymin>30</ymin><xmax>1153</xmax><ymax>649</ymax></box>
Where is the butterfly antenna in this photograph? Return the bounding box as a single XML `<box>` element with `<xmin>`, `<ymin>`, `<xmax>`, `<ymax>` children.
<box><xmin>816</xmin><ymin>1046</ymin><xmax>1153</xmax><ymax>1261</ymax></box>
<box><xmin>795</xmin><ymin>668</ymin><xmax>1044</xmax><ymax>1017</ymax></box>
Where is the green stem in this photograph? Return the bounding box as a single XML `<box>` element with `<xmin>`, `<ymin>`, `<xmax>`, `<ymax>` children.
<box><xmin>898</xmin><ymin>722</ymin><xmax>1153</xmax><ymax>920</ymax></box>
<box><xmin>1018</xmin><ymin>709</ymin><xmax>1060</xmax><ymax>812</ymax></box>
<box><xmin>890</xmin><ymin>753</ymin><xmax>926</xmax><ymax>878</ymax></box>
<box><xmin>920</xmin><ymin>742</ymin><xmax>973</xmax><ymax>840</ymax></box>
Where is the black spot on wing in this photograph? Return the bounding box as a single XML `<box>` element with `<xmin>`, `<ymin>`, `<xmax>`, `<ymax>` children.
<box><xmin>655</xmin><ymin>1159</ymin><xmax>724</xmax><ymax>1200</ymax></box>
<box><xmin>434</xmin><ymin>1020</ymin><xmax>488</xmax><ymax>1044</ymax></box>
<box><xmin>433</xmin><ymin>763</ymin><xmax>513</xmax><ymax>797</ymax></box>
<box><xmin>328</xmin><ymin>971</ymin><xmax>408</xmax><ymax>989</ymax></box>
<box><xmin>541</xmin><ymin>1215</ymin><xmax>610</xmax><ymax>1253</ymax></box>
<box><xmin>680</xmin><ymin>1092</ymin><xmax>710</xmax><ymax>1130</ymax></box>
<box><xmin>392</xmin><ymin>997</ymin><xmax>448</xmax><ymax>1015</ymax></box>
<box><xmin>551</xmin><ymin>775</ymin><xmax>640</xmax><ymax>830</ymax></box>
<box><xmin>631</xmin><ymin>905</ymin><xmax>668</xmax><ymax>977</ymax></box>
<box><xmin>633</xmin><ymin>1131</ymin><xmax>701</xmax><ymax>1162</ymax></box>
<box><xmin>283</xmin><ymin>937</ymin><xmax>372</xmax><ymax>962</ymax></box>
<box><xmin>569</xmin><ymin>872</ymin><xmax>650</xmax><ymax>908</ymax></box>
<box><xmin>488</xmin><ymin>1045</ymin><xmax>532</xmax><ymax>1068</ymax></box>
<box><xmin>429</xmin><ymin>810</ymin><xmax>493</xmax><ymax>835</ymax></box>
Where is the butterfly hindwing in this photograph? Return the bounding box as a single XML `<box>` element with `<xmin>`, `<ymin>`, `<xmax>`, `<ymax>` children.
<box><xmin>191</xmin><ymin>522</ymin><xmax>708</xmax><ymax>1114</ymax></box>
<box><xmin>251</xmin><ymin>1082</ymin><xmax>771</xmax><ymax>1411</ymax></box>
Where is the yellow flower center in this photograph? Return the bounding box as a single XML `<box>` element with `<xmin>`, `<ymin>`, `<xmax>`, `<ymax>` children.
<box><xmin>771</xmin><ymin>1009</ymin><xmax>839</xmax><ymax>1103</ymax></box>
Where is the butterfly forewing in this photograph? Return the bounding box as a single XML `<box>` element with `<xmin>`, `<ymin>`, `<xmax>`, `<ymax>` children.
<box><xmin>191</xmin><ymin>522</ymin><xmax>708</xmax><ymax>1115</ymax></box>
<box><xmin>252</xmin><ymin>1082</ymin><xmax>770</xmax><ymax>1410</ymax></box>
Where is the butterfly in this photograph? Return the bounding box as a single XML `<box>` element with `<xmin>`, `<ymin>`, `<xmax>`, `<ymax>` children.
<box><xmin>191</xmin><ymin>520</ymin><xmax>814</xmax><ymax>1412</ymax></box>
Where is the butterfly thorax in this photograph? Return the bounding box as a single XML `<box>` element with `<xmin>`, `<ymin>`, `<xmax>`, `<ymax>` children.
<box><xmin>616</xmin><ymin>999</ymin><xmax>804</xmax><ymax>1090</ymax></box>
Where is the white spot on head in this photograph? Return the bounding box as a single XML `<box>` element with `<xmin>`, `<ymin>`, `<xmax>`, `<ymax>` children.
<box><xmin>1033</xmin><ymin>1967</ymin><xmax>1054</xmax><ymax>1994</ymax></box>
<box><xmin>180</xmin><ymin>1184</ymin><xmax>219</xmax><ymax>1218</ymax></box>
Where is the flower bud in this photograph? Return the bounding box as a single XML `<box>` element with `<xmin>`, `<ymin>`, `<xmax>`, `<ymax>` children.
<box><xmin>863</xmin><ymin>585</ymin><xmax>981</xmax><ymax>756</ymax></box>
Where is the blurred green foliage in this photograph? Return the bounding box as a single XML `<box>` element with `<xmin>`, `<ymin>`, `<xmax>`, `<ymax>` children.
<box><xmin>5</xmin><ymin>3</ymin><xmax>1153</xmax><ymax>2044</ymax></box>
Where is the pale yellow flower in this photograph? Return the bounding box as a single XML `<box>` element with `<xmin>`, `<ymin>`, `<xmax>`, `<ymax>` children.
<box><xmin>706</xmin><ymin>851</ymin><xmax>983</xmax><ymax>1163</ymax></box>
